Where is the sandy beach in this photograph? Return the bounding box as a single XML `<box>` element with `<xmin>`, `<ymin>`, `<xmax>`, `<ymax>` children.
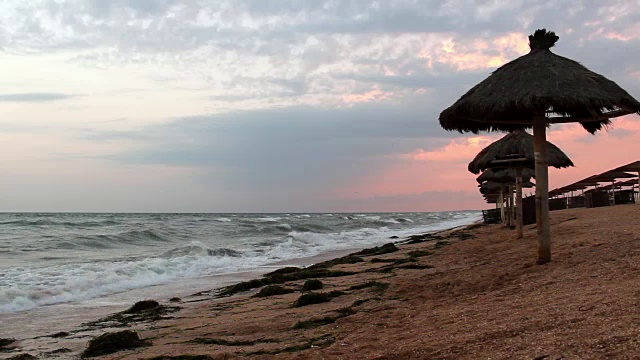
<box><xmin>3</xmin><ymin>204</ymin><xmax>640</xmax><ymax>359</ymax></box>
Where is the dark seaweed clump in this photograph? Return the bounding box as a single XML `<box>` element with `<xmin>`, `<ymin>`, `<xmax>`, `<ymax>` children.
<box><xmin>81</xmin><ymin>330</ymin><xmax>149</xmax><ymax>358</ymax></box>
<box><xmin>252</xmin><ymin>285</ymin><xmax>294</xmax><ymax>298</ymax></box>
<box><xmin>124</xmin><ymin>300</ymin><xmax>159</xmax><ymax>313</ymax></box>
<box><xmin>84</xmin><ymin>300</ymin><xmax>180</xmax><ymax>329</ymax></box>
<box><xmin>8</xmin><ymin>354</ymin><xmax>37</xmax><ymax>360</ymax></box>
<box><xmin>219</xmin><ymin>268</ymin><xmax>354</xmax><ymax>297</ymax></box>
<box><xmin>407</xmin><ymin>250</ymin><xmax>433</xmax><ymax>257</ymax></box>
<box><xmin>0</xmin><ymin>338</ymin><xmax>16</xmax><ymax>351</ymax></box>
<box><xmin>348</xmin><ymin>281</ymin><xmax>389</xmax><ymax>294</ymax></box>
<box><xmin>302</xmin><ymin>279</ymin><xmax>323</xmax><ymax>291</ymax></box>
<box><xmin>351</xmin><ymin>243</ymin><xmax>399</xmax><ymax>256</ymax></box>
<box><xmin>307</xmin><ymin>255</ymin><xmax>364</xmax><ymax>269</ymax></box>
<box><xmin>294</xmin><ymin>291</ymin><xmax>345</xmax><ymax>307</ymax></box>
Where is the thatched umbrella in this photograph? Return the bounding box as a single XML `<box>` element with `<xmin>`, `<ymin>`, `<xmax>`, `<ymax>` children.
<box><xmin>440</xmin><ymin>29</ymin><xmax>640</xmax><ymax>264</ymax></box>
<box><xmin>479</xmin><ymin>168</ymin><xmax>535</xmax><ymax>226</ymax></box>
<box><xmin>469</xmin><ymin>130</ymin><xmax>574</xmax><ymax>238</ymax></box>
<box><xmin>476</xmin><ymin>168</ymin><xmax>535</xmax><ymax>184</ymax></box>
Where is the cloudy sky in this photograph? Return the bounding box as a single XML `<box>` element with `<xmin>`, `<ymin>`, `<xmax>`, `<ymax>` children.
<box><xmin>1</xmin><ymin>0</ymin><xmax>639</xmax><ymax>212</ymax></box>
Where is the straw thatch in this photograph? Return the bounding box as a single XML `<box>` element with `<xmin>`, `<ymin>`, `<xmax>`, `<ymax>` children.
<box><xmin>468</xmin><ymin>131</ymin><xmax>574</xmax><ymax>174</ymax></box>
<box><xmin>439</xmin><ymin>30</ymin><xmax>640</xmax><ymax>134</ymax></box>
<box><xmin>479</xmin><ymin>181</ymin><xmax>533</xmax><ymax>194</ymax></box>
<box><xmin>476</xmin><ymin>168</ymin><xmax>535</xmax><ymax>184</ymax></box>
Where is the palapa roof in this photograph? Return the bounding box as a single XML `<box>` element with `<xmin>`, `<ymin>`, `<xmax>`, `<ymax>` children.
<box><xmin>589</xmin><ymin>170</ymin><xmax>636</xmax><ymax>182</ymax></box>
<box><xmin>615</xmin><ymin>161</ymin><xmax>640</xmax><ymax>172</ymax></box>
<box><xmin>476</xmin><ymin>167</ymin><xmax>535</xmax><ymax>184</ymax></box>
<box><xmin>468</xmin><ymin>130</ymin><xmax>574</xmax><ymax>174</ymax></box>
<box><xmin>479</xmin><ymin>180</ymin><xmax>534</xmax><ymax>195</ymax></box>
<box><xmin>440</xmin><ymin>29</ymin><xmax>640</xmax><ymax>134</ymax></box>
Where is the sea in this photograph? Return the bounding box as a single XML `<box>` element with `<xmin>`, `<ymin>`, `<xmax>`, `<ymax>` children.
<box><xmin>0</xmin><ymin>211</ymin><xmax>480</xmax><ymax>344</ymax></box>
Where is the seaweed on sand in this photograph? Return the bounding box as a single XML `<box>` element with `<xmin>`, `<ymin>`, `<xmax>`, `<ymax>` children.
<box><xmin>219</xmin><ymin>268</ymin><xmax>354</xmax><ymax>297</ymax></box>
<box><xmin>0</xmin><ymin>338</ymin><xmax>16</xmax><ymax>351</ymax></box>
<box><xmin>302</xmin><ymin>279</ymin><xmax>323</xmax><ymax>291</ymax></box>
<box><xmin>81</xmin><ymin>330</ymin><xmax>149</xmax><ymax>358</ymax></box>
<box><xmin>351</xmin><ymin>243</ymin><xmax>399</xmax><ymax>256</ymax></box>
<box><xmin>252</xmin><ymin>285</ymin><xmax>295</xmax><ymax>298</ymax></box>
<box><xmin>84</xmin><ymin>300</ymin><xmax>180</xmax><ymax>329</ymax></box>
<box><xmin>293</xmin><ymin>291</ymin><xmax>345</xmax><ymax>307</ymax></box>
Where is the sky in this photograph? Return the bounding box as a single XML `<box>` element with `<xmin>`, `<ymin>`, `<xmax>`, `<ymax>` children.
<box><xmin>1</xmin><ymin>0</ymin><xmax>639</xmax><ymax>213</ymax></box>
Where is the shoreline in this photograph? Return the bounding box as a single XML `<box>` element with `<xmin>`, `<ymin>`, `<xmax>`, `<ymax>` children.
<box><xmin>7</xmin><ymin>206</ymin><xmax>640</xmax><ymax>358</ymax></box>
<box><xmin>0</xmin><ymin>220</ymin><xmax>475</xmax><ymax>359</ymax></box>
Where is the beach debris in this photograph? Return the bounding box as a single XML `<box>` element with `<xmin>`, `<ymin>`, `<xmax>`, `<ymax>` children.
<box><xmin>293</xmin><ymin>291</ymin><xmax>345</xmax><ymax>307</ymax></box>
<box><xmin>252</xmin><ymin>285</ymin><xmax>294</xmax><ymax>298</ymax></box>
<box><xmin>351</xmin><ymin>243</ymin><xmax>399</xmax><ymax>256</ymax></box>
<box><xmin>302</xmin><ymin>279</ymin><xmax>324</xmax><ymax>291</ymax></box>
<box><xmin>219</xmin><ymin>268</ymin><xmax>354</xmax><ymax>297</ymax></box>
<box><xmin>404</xmin><ymin>233</ymin><xmax>444</xmax><ymax>244</ymax></box>
<box><xmin>434</xmin><ymin>241</ymin><xmax>449</xmax><ymax>249</ymax></box>
<box><xmin>169</xmin><ymin>297</ymin><xmax>182</xmax><ymax>302</ymax></box>
<box><xmin>7</xmin><ymin>354</ymin><xmax>36</xmax><ymax>360</ymax></box>
<box><xmin>389</xmin><ymin>235</ymin><xmax>399</xmax><ymax>239</ymax></box>
<box><xmin>49</xmin><ymin>331</ymin><xmax>69</xmax><ymax>338</ymax></box>
<box><xmin>125</xmin><ymin>300</ymin><xmax>160</xmax><ymax>313</ymax></box>
<box><xmin>407</xmin><ymin>250</ymin><xmax>433</xmax><ymax>257</ymax></box>
<box><xmin>0</xmin><ymin>338</ymin><xmax>17</xmax><ymax>351</ymax></box>
<box><xmin>308</xmin><ymin>255</ymin><xmax>364</xmax><ymax>269</ymax></box>
<box><xmin>83</xmin><ymin>300</ymin><xmax>180</xmax><ymax>329</ymax></box>
<box><xmin>81</xmin><ymin>330</ymin><xmax>149</xmax><ymax>358</ymax></box>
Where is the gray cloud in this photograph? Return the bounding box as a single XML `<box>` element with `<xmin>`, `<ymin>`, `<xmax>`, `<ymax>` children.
<box><xmin>96</xmin><ymin>102</ymin><xmax>458</xmax><ymax>196</ymax></box>
<box><xmin>0</xmin><ymin>93</ymin><xmax>77</xmax><ymax>102</ymax></box>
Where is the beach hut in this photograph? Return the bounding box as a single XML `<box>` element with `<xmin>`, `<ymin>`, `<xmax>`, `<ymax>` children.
<box><xmin>440</xmin><ymin>29</ymin><xmax>640</xmax><ymax>264</ymax></box>
<box><xmin>468</xmin><ymin>131</ymin><xmax>573</xmax><ymax>238</ymax></box>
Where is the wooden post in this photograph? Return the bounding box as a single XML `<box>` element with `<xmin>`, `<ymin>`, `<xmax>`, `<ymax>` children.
<box><xmin>516</xmin><ymin>168</ymin><xmax>523</xmax><ymax>239</ymax></box>
<box><xmin>506</xmin><ymin>185</ymin><xmax>513</xmax><ymax>227</ymax></box>
<box><xmin>533</xmin><ymin>115</ymin><xmax>551</xmax><ymax>264</ymax></box>
<box><xmin>499</xmin><ymin>188</ymin><xmax>505</xmax><ymax>223</ymax></box>
<box><xmin>637</xmin><ymin>172</ymin><xmax>640</xmax><ymax>204</ymax></box>
<box><xmin>611</xmin><ymin>180</ymin><xmax>616</xmax><ymax>205</ymax></box>
<box><xmin>510</xmin><ymin>185</ymin><xmax>515</xmax><ymax>227</ymax></box>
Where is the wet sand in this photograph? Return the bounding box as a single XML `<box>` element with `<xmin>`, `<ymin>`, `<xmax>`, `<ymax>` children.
<box><xmin>4</xmin><ymin>204</ymin><xmax>640</xmax><ymax>359</ymax></box>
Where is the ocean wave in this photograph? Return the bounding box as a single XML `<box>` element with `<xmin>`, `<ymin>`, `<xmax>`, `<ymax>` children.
<box><xmin>0</xmin><ymin>243</ymin><xmax>250</xmax><ymax>313</ymax></box>
<box><xmin>53</xmin><ymin>229</ymin><xmax>171</xmax><ymax>250</ymax></box>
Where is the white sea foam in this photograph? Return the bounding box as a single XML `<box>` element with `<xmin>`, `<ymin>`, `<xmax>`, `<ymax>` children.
<box><xmin>214</xmin><ymin>217</ymin><xmax>232</xmax><ymax>222</ymax></box>
<box><xmin>0</xmin><ymin>211</ymin><xmax>482</xmax><ymax>313</ymax></box>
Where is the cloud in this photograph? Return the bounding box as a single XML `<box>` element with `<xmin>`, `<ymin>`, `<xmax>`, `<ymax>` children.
<box><xmin>0</xmin><ymin>93</ymin><xmax>77</xmax><ymax>102</ymax></box>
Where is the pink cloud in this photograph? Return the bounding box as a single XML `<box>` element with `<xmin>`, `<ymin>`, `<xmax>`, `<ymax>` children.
<box><xmin>337</xmin><ymin>115</ymin><xmax>640</xmax><ymax>211</ymax></box>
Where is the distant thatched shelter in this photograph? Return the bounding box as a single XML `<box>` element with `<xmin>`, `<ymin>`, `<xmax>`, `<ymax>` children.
<box><xmin>439</xmin><ymin>29</ymin><xmax>640</xmax><ymax>264</ymax></box>
<box><xmin>476</xmin><ymin>167</ymin><xmax>535</xmax><ymax>184</ymax></box>
<box><xmin>468</xmin><ymin>131</ymin><xmax>574</xmax><ymax>174</ymax></box>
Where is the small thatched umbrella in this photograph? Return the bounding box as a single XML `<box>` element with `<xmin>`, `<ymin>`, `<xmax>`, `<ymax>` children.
<box><xmin>478</xmin><ymin>168</ymin><xmax>535</xmax><ymax>227</ymax></box>
<box><xmin>476</xmin><ymin>168</ymin><xmax>535</xmax><ymax>184</ymax></box>
<box><xmin>469</xmin><ymin>130</ymin><xmax>574</xmax><ymax>238</ymax></box>
<box><xmin>440</xmin><ymin>30</ymin><xmax>640</xmax><ymax>264</ymax></box>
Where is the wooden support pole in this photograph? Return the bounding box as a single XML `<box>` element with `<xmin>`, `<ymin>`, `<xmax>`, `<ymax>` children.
<box><xmin>506</xmin><ymin>185</ymin><xmax>512</xmax><ymax>227</ymax></box>
<box><xmin>516</xmin><ymin>168</ymin><xmax>523</xmax><ymax>239</ymax></box>
<box><xmin>510</xmin><ymin>185</ymin><xmax>515</xmax><ymax>228</ymax></box>
<box><xmin>612</xmin><ymin>180</ymin><xmax>616</xmax><ymax>205</ymax></box>
<box><xmin>533</xmin><ymin>115</ymin><xmax>551</xmax><ymax>264</ymax></box>
<box><xmin>637</xmin><ymin>172</ymin><xmax>640</xmax><ymax>204</ymax></box>
<box><xmin>499</xmin><ymin>188</ymin><xmax>505</xmax><ymax>223</ymax></box>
